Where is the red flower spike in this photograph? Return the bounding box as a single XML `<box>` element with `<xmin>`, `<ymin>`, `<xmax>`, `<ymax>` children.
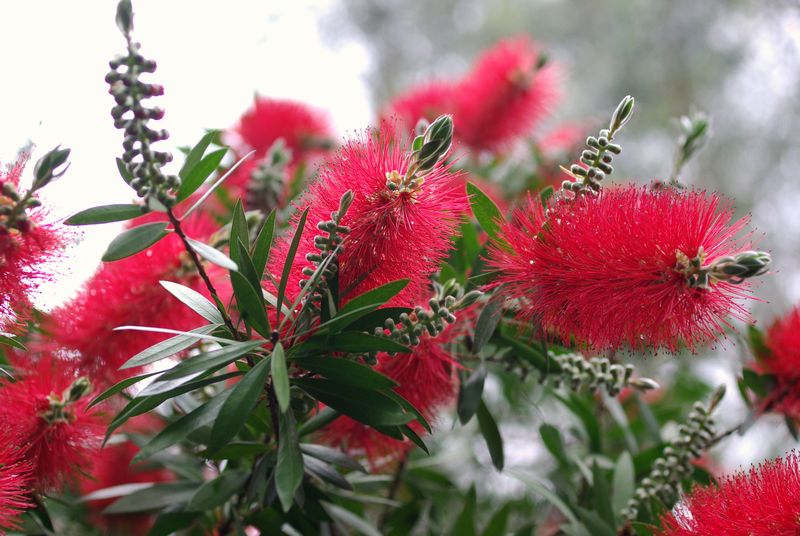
<box><xmin>232</xmin><ymin>96</ymin><xmax>333</xmax><ymax>161</ymax></box>
<box><xmin>323</xmin><ymin>335</ymin><xmax>458</xmax><ymax>468</ymax></box>
<box><xmin>0</xmin><ymin>447</ymin><xmax>32</xmax><ymax>533</ymax></box>
<box><xmin>0</xmin><ymin>154</ymin><xmax>68</xmax><ymax>330</ymax></box>
<box><xmin>269</xmin><ymin>120</ymin><xmax>467</xmax><ymax>309</ymax></box>
<box><xmin>757</xmin><ymin>305</ymin><xmax>800</xmax><ymax>419</ymax></box>
<box><xmin>49</xmin><ymin>211</ymin><xmax>229</xmax><ymax>385</ymax></box>
<box><xmin>0</xmin><ymin>356</ymin><xmax>105</xmax><ymax>491</ymax></box>
<box><xmin>455</xmin><ymin>36</ymin><xmax>560</xmax><ymax>152</ymax></box>
<box><xmin>381</xmin><ymin>81</ymin><xmax>457</xmax><ymax>134</ymax></box>
<box><xmin>657</xmin><ymin>452</ymin><xmax>800</xmax><ymax>536</ymax></box>
<box><xmin>489</xmin><ymin>185</ymin><xmax>756</xmax><ymax>352</ymax></box>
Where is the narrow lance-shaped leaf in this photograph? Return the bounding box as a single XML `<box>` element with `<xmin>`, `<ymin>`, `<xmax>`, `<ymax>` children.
<box><xmin>271</xmin><ymin>342</ymin><xmax>290</xmax><ymax>413</ymax></box>
<box><xmin>476</xmin><ymin>399</ymin><xmax>504</xmax><ymax>471</ymax></box>
<box><xmin>275</xmin><ymin>410</ymin><xmax>304</xmax><ymax>512</ymax></box>
<box><xmin>230</xmin><ymin>271</ymin><xmax>271</xmax><ymax>338</ymax></box>
<box><xmin>102</xmin><ymin>222</ymin><xmax>169</xmax><ymax>262</ymax></box>
<box><xmin>177</xmin><ymin>147</ymin><xmax>227</xmax><ymax>202</ymax></box>
<box><xmin>65</xmin><ymin>203</ymin><xmax>145</xmax><ymax>226</ymax></box>
<box><xmin>208</xmin><ymin>357</ymin><xmax>270</xmax><ymax>453</ymax></box>
<box><xmin>277</xmin><ymin>207</ymin><xmax>309</xmax><ymax>324</ymax></box>
<box><xmin>252</xmin><ymin>209</ymin><xmax>277</xmax><ymax>279</ymax></box>
<box><xmin>160</xmin><ymin>280</ymin><xmax>223</xmax><ymax>324</ymax></box>
<box><xmin>186</xmin><ymin>238</ymin><xmax>238</xmax><ymax>272</ymax></box>
<box><xmin>467</xmin><ymin>182</ymin><xmax>504</xmax><ymax>241</ymax></box>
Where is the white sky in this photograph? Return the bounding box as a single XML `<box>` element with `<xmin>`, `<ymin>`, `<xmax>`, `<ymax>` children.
<box><xmin>0</xmin><ymin>0</ymin><xmax>371</xmax><ymax>308</ymax></box>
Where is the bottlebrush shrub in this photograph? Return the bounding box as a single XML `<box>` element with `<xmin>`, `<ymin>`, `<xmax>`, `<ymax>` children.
<box><xmin>0</xmin><ymin>2</ymin><xmax>786</xmax><ymax>535</ymax></box>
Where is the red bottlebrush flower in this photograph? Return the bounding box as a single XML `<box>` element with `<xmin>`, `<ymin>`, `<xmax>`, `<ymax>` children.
<box><xmin>49</xmin><ymin>212</ymin><xmax>228</xmax><ymax>384</ymax></box>
<box><xmin>0</xmin><ymin>447</ymin><xmax>32</xmax><ymax>532</ymax></box>
<box><xmin>489</xmin><ymin>185</ymin><xmax>757</xmax><ymax>352</ymax></box>
<box><xmin>381</xmin><ymin>81</ymin><xmax>457</xmax><ymax>134</ymax></box>
<box><xmin>454</xmin><ymin>36</ymin><xmax>559</xmax><ymax>152</ymax></box>
<box><xmin>751</xmin><ymin>305</ymin><xmax>800</xmax><ymax>419</ymax></box>
<box><xmin>269</xmin><ymin>120</ymin><xmax>466</xmax><ymax>309</ymax></box>
<box><xmin>0</xmin><ymin>154</ymin><xmax>67</xmax><ymax>329</ymax></box>
<box><xmin>231</xmin><ymin>96</ymin><xmax>333</xmax><ymax>161</ymax></box>
<box><xmin>225</xmin><ymin>97</ymin><xmax>334</xmax><ymax>210</ymax></box>
<box><xmin>323</xmin><ymin>335</ymin><xmax>458</xmax><ymax>467</ymax></box>
<box><xmin>0</xmin><ymin>355</ymin><xmax>105</xmax><ymax>490</ymax></box>
<box><xmin>657</xmin><ymin>452</ymin><xmax>800</xmax><ymax>536</ymax></box>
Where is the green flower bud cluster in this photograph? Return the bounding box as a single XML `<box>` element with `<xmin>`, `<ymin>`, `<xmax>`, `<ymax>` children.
<box><xmin>386</xmin><ymin>115</ymin><xmax>454</xmax><ymax>200</ymax></box>
<box><xmin>0</xmin><ymin>147</ymin><xmax>70</xmax><ymax>235</ymax></box>
<box><xmin>106</xmin><ymin>0</ymin><xmax>178</xmax><ymax>206</ymax></box>
<box><xmin>247</xmin><ymin>139</ymin><xmax>292</xmax><ymax>214</ymax></box>
<box><xmin>300</xmin><ymin>191</ymin><xmax>353</xmax><ymax>310</ymax></box>
<box><xmin>545</xmin><ymin>353</ymin><xmax>658</xmax><ymax>397</ymax></box>
<box><xmin>376</xmin><ymin>278</ymin><xmax>482</xmax><ymax>351</ymax></box>
<box><xmin>676</xmin><ymin>246</ymin><xmax>771</xmax><ymax>290</ymax></box>
<box><xmin>620</xmin><ymin>386</ymin><xmax>724</xmax><ymax>523</ymax></box>
<box><xmin>42</xmin><ymin>377</ymin><xmax>92</xmax><ymax>425</ymax></box>
<box><xmin>560</xmin><ymin>96</ymin><xmax>634</xmax><ymax>196</ymax></box>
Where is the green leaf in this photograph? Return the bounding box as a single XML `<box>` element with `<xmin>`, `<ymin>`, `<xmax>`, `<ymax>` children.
<box><xmin>186</xmin><ymin>238</ymin><xmax>238</xmax><ymax>271</ymax></box>
<box><xmin>276</xmin><ymin>410</ymin><xmax>304</xmax><ymax>512</ymax></box>
<box><xmin>476</xmin><ymin>399</ymin><xmax>504</xmax><ymax>471</ymax></box>
<box><xmin>208</xmin><ymin>357</ymin><xmax>270</xmax><ymax>452</ymax></box>
<box><xmin>473</xmin><ymin>299</ymin><xmax>502</xmax><ymax>353</ymax></box>
<box><xmin>298</xmin><ymin>407</ymin><xmax>341</xmax><ymax>437</ymax></box>
<box><xmin>303</xmin><ymin>332</ymin><xmax>411</xmax><ymax>354</ymax></box>
<box><xmin>80</xmin><ymin>482</ymin><xmax>155</xmax><ymax>502</ymax></box>
<box><xmin>400</xmin><ymin>424</ymin><xmax>429</xmax><ymax>454</ymax></box>
<box><xmin>229</xmin><ymin>200</ymin><xmax>249</xmax><ymax>263</ymax></box>
<box><xmin>116</xmin><ymin>157</ymin><xmax>133</xmax><ymax>184</ymax></box>
<box><xmin>160</xmin><ymin>280</ymin><xmax>224</xmax><ymax>324</ymax></box>
<box><xmin>323</xmin><ymin>503</ymin><xmax>382</xmax><ymax>536</ymax></box>
<box><xmin>65</xmin><ymin>203</ymin><xmax>144</xmax><ymax>225</ymax></box>
<box><xmin>179</xmin><ymin>131</ymin><xmax>218</xmax><ymax>181</ymax></box>
<box><xmin>148</xmin><ymin>512</ymin><xmax>202</xmax><ymax>536</ymax></box>
<box><xmin>467</xmin><ymin>182</ymin><xmax>504</xmax><ymax>241</ymax></box>
<box><xmin>89</xmin><ymin>371</ymin><xmax>161</xmax><ymax>408</ymax></box>
<box><xmin>178</xmin><ymin>147</ymin><xmax>227</xmax><ymax>201</ymax></box>
<box><xmin>155</xmin><ymin>340</ymin><xmax>263</xmax><ymax>382</ymax></box>
<box><xmin>482</xmin><ymin>503</ymin><xmax>511</xmax><ymax>536</ymax></box>
<box><xmin>187</xmin><ymin>470</ymin><xmax>248</xmax><ymax>511</ymax></box>
<box><xmin>102</xmin><ymin>222</ymin><xmax>169</xmax><ymax>262</ymax></box>
<box><xmin>294</xmin><ymin>378</ymin><xmax>412</xmax><ymax>428</ymax></box>
<box><xmin>540</xmin><ymin>424</ymin><xmax>569</xmax><ymax>466</ymax></box>
<box><xmin>742</xmin><ymin>368</ymin><xmax>775</xmax><ymax>398</ymax></box>
<box><xmin>452</xmin><ymin>486</ymin><xmax>477</xmax><ymax>536</ymax></box>
<box><xmin>612</xmin><ymin>451</ymin><xmax>635</xmax><ymax>519</ymax></box>
<box><xmin>300</xmin><ymin>443</ymin><xmax>367</xmax><ymax>473</ymax></box>
<box><xmin>0</xmin><ymin>335</ymin><xmax>25</xmax><ymax>351</ymax></box>
<box><xmin>509</xmin><ymin>471</ymin><xmax>579</xmax><ymax>526</ymax></box>
<box><xmin>252</xmin><ymin>209</ymin><xmax>277</xmax><ymax>279</ymax></box>
<box><xmin>575</xmin><ymin>507</ymin><xmax>616</xmax><ymax>536</ymax></box>
<box><xmin>304</xmin><ymin>456</ymin><xmax>353</xmax><ymax>490</ymax></box>
<box><xmin>103</xmin><ymin>482</ymin><xmax>200</xmax><ymax>514</ymax></box>
<box><xmin>748</xmin><ymin>324</ymin><xmax>771</xmax><ymax>360</ymax></box>
<box><xmin>494</xmin><ymin>333</ymin><xmax>551</xmax><ymax>373</ymax></box>
<box><xmin>592</xmin><ymin>461</ymin><xmax>614</xmax><ymax>526</ymax></box>
<box><xmin>339</xmin><ymin>280</ymin><xmax>409</xmax><ymax>315</ymax></box>
<box><xmin>295</xmin><ymin>356</ymin><xmax>398</xmax><ymax>390</ymax></box>
<box><xmin>134</xmin><ymin>390</ymin><xmax>232</xmax><ymax>462</ymax></box>
<box><xmin>277</xmin><ymin>208</ymin><xmax>309</xmax><ymax>323</ymax></box>
<box><xmin>458</xmin><ymin>364</ymin><xmax>487</xmax><ymax>425</ymax></box>
<box><xmin>271</xmin><ymin>343</ymin><xmax>290</xmax><ymax>413</ymax></box>
<box><xmin>556</xmin><ymin>393</ymin><xmax>601</xmax><ymax>452</ymax></box>
<box><xmin>121</xmin><ymin>325</ymin><xmax>218</xmax><ymax>370</ymax></box>
<box><xmin>231</xmin><ymin>271</ymin><xmax>271</xmax><ymax>339</ymax></box>
<box><xmin>539</xmin><ymin>185</ymin><xmax>555</xmax><ymax>205</ymax></box>
<box><xmin>384</xmin><ymin>390</ymin><xmax>431</xmax><ymax>433</ymax></box>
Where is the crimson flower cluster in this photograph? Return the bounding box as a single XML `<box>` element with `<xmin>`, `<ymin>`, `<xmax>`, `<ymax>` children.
<box><xmin>0</xmin><ymin>154</ymin><xmax>67</xmax><ymax>331</ymax></box>
<box><xmin>751</xmin><ymin>305</ymin><xmax>800</xmax><ymax>419</ymax></box>
<box><xmin>490</xmin><ymin>185</ymin><xmax>756</xmax><ymax>352</ymax></box>
<box><xmin>383</xmin><ymin>36</ymin><xmax>560</xmax><ymax>152</ymax></box>
<box><xmin>657</xmin><ymin>452</ymin><xmax>800</xmax><ymax>536</ymax></box>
